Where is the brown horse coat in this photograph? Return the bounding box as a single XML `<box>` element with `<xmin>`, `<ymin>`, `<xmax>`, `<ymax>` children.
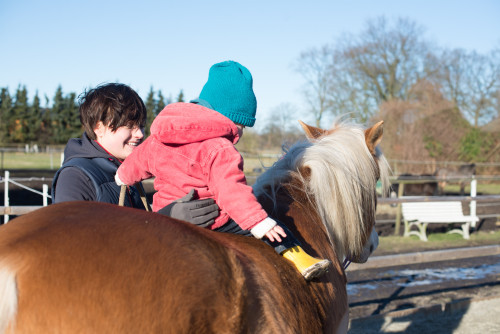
<box><xmin>0</xmin><ymin>200</ymin><xmax>344</xmax><ymax>333</ymax></box>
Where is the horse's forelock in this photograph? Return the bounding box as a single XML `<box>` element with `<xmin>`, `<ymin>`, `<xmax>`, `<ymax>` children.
<box><xmin>375</xmin><ymin>146</ymin><xmax>392</xmax><ymax>197</ymax></box>
<box><xmin>301</xmin><ymin>124</ymin><xmax>379</xmax><ymax>259</ymax></box>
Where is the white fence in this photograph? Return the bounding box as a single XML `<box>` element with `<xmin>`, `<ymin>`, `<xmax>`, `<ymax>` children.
<box><xmin>1</xmin><ymin>171</ymin><xmax>51</xmax><ymax>223</ymax></box>
<box><xmin>2</xmin><ymin>170</ymin><xmax>500</xmax><ymax>234</ymax></box>
<box><xmin>378</xmin><ymin>176</ymin><xmax>500</xmax><ymax>235</ymax></box>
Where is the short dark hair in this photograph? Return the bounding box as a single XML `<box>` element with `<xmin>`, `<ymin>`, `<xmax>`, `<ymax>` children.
<box><xmin>79</xmin><ymin>83</ymin><xmax>147</xmax><ymax>140</ymax></box>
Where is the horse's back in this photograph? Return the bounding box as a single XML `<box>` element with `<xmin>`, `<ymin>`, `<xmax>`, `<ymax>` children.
<box><xmin>0</xmin><ymin>202</ymin><xmax>321</xmax><ymax>333</ymax></box>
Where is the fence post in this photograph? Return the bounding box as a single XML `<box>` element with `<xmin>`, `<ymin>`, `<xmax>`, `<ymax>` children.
<box><xmin>4</xmin><ymin>170</ymin><xmax>9</xmax><ymax>223</ymax></box>
<box><xmin>43</xmin><ymin>184</ymin><xmax>49</xmax><ymax>206</ymax></box>
<box><xmin>394</xmin><ymin>183</ymin><xmax>405</xmax><ymax>236</ymax></box>
<box><xmin>470</xmin><ymin>176</ymin><xmax>477</xmax><ymax>228</ymax></box>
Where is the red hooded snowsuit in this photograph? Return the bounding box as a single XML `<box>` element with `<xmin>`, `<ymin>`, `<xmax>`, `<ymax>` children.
<box><xmin>116</xmin><ymin>102</ymin><xmax>268</xmax><ymax>231</ymax></box>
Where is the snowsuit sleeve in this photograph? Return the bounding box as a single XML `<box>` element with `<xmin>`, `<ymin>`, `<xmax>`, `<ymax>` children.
<box><xmin>116</xmin><ymin>136</ymin><xmax>155</xmax><ymax>185</ymax></box>
<box><xmin>206</xmin><ymin>144</ymin><xmax>268</xmax><ymax>231</ymax></box>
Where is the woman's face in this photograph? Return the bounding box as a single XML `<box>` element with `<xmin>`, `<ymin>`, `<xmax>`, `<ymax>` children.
<box><xmin>94</xmin><ymin>122</ymin><xmax>144</xmax><ymax>160</ymax></box>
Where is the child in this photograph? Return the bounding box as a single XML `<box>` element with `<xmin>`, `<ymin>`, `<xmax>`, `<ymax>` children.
<box><xmin>115</xmin><ymin>61</ymin><xmax>330</xmax><ymax>280</ymax></box>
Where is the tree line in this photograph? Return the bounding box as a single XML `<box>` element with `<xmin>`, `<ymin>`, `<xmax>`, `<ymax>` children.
<box><xmin>0</xmin><ymin>78</ymin><xmax>301</xmax><ymax>177</ymax></box>
<box><xmin>0</xmin><ymin>86</ymin><xmax>185</xmax><ymax>145</ymax></box>
<box><xmin>0</xmin><ymin>82</ymin><xmax>301</xmax><ymax>151</ymax></box>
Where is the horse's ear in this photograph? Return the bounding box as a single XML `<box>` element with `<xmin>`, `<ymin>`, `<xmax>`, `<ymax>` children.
<box><xmin>299</xmin><ymin>120</ymin><xmax>327</xmax><ymax>140</ymax></box>
<box><xmin>365</xmin><ymin>121</ymin><xmax>384</xmax><ymax>154</ymax></box>
<box><xmin>299</xmin><ymin>165</ymin><xmax>311</xmax><ymax>178</ymax></box>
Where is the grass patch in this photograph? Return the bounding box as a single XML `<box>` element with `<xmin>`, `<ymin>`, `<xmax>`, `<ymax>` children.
<box><xmin>444</xmin><ymin>183</ymin><xmax>500</xmax><ymax>195</ymax></box>
<box><xmin>375</xmin><ymin>230</ymin><xmax>500</xmax><ymax>256</ymax></box>
<box><xmin>3</xmin><ymin>151</ymin><xmax>280</xmax><ymax>173</ymax></box>
<box><xmin>1</xmin><ymin>152</ymin><xmax>63</xmax><ymax>170</ymax></box>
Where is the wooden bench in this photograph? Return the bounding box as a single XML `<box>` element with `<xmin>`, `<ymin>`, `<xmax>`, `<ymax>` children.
<box><xmin>401</xmin><ymin>200</ymin><xmax>479</xmax><ymax>241</ymax></box>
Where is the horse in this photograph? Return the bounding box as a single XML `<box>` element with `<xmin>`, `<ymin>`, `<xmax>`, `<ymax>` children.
<box><xmin>435</xmin><ymin>163</ymin><xmax>476</xmax><ymax>195</ymax></box>
<box><xmin>0</xmin><ymin>119</ymin><xmax>390</xmax><ymax>334</ymax></box>
<box><xmin>391</xmin><ymin>173</ymin><xmax>438</xmax><ymax>197</ymax></box>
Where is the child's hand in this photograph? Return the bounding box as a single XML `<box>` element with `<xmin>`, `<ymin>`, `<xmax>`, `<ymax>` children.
<box><xmin>114</xmin><ymin>173</ymin><xmax>126</xmax><ymax>186</ymax></box>
<box><xmin>265</xmin><ymin>225</ymin><xmax>287</xmax><ymax>242</ymax></box>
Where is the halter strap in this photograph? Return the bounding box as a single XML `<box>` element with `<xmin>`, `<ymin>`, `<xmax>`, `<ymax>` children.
<box><xmin>342</xmin><ymin>258</ymin><xmax>351</xmax><ymax>270</ymax></box>
<box><xmin>119</xmin><ymin>183</ymin><xmax>151</xmax><ymax>212</ymax></box>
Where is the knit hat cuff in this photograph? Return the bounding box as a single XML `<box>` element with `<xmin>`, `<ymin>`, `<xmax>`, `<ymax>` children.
<box><xmin>221</xmin><ymin>111</ymin><xmax>256</xmax><ymax>127</ymax></box>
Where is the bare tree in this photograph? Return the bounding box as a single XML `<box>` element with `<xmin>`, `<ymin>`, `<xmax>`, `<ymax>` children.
<box><xmin>341</xmin><ymin>17</ymin><xmax>432</xmax><ymax>104</ymax></box>
<box><xmin>495</xmin><ymin>89</ymin><xmax>500</xmax><ymax>119</ymax></box>
<box><xmin>295</xmin><ymin>45</ymin><xmax>334</xmax><ymax>127</ymax></box>
<box><xmin>438</xmin><ymin>48</ymin><xmax>500</xmax><ymax>127</ymax></box>
<box><xmin>328</xmin><ymin>50</ymin><xmax>381</xmax><ymax>123</ymax></box>
<box><xmin>296</xmin><ymin>17</ymin><xmax>434</xmax><ymax>124</ymax></box>
<box><xmin>260</xmin><ymin>103</ymin><xmax>301</xmax><ymax>148</ymax></box>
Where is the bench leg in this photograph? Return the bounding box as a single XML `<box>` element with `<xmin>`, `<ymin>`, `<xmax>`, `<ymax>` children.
<box><xmin>462</xmin><ymin>222</ymin><xmax>470</xmax><ymax>240</ymax></box>
<box><xmin>403</xmin><ymin>220</ymin><xmax>410</xmax><ymax>237</ymax></box>
<box><xmin>417</xmin><ymin>223</ymin><xmax>428</xmax><ymax>242</ymax></box>
<box><xmin>404</xmin><ymin>220</ymin><xmax>428</xmax><ymax>241</ymax></box>
<box><xmin>446</xmin><ymin>223</ymin><xmax>471</xmax><ymax>240</ymax></box>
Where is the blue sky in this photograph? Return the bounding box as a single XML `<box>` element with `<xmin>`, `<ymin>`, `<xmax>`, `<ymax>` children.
<box><xmin>1</xmin><ymin>0</ymin><xmax>499</xmax><ymax>129</ymax></box>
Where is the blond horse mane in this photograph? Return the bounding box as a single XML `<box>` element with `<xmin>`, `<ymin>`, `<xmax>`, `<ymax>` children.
<box><xmin>254</xmin><ymin>120</ymin><xmax>390</xmax><ymax>262</ymax></box>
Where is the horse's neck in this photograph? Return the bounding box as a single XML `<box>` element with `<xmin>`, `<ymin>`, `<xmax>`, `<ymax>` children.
<box><xmin>258</xmin><ymin>179</ymin><xmax>338</xmax><ymax>261</ymax></box>
<box><xmin>282</xmin><ymin>183</ymin><xmax>348</xmax><ymax>329</ymax></box>
<box><xmin>283</xmin><ymin>183</ymin><xmax>338</xmax><ymax>262</ymax></box>
<box><xmin>256</xmin><ymin>178</ymin><xmax>348</xmax><ymax>330</ymax></box>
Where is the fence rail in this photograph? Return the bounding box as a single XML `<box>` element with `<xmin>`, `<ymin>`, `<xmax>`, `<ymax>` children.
<box><xmin>2</xmin><ymin>170</ymin><xmax>500</xmax><ymax>236</ymax></box>
<box><xmin>3</xmin><ymin>194</ymin><xmax>498</xmax><ymax>224</ymax></box>
<box><xmin>0</xmin><ymin>206</ymin><xmax>44</xmax><ymax>215</ymax></box>
<box><xmin>379</xmin><ymin>195</ymin><xmax>500</xmax><ymax>204</ymax></box>
<box><xmin>1</xmin><ymin>170</ymin><xmax>51</xmax><ymax>223</ymax></box>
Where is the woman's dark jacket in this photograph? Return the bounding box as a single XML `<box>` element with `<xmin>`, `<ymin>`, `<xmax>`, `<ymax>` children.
<box><xmin>52</xmin><ymin>132</ymin><xmax>146</xmax><ymax>209</ymax></box>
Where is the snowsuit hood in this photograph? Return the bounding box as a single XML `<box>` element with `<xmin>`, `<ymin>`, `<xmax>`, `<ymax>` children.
<box><xmin>150</xmin><ymin>102</ymin><xmax>240</xmax><ymax>145</ymax></box>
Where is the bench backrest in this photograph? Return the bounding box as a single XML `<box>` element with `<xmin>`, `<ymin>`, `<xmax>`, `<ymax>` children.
<box><xmin>402</xmin><ymin>201</ymin><xmax>465</xmax><ymax>221</ymax></box>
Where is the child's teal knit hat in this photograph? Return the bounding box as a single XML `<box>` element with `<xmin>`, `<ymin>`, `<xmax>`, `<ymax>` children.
<box><xmin>199</xmin><ymin>60</ymin><xmax>257</xmax><ymax>127</ymax></box>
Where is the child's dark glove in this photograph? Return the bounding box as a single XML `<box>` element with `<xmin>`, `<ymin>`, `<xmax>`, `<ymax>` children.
<box><xmin>157</xmin><ymin>189</ymin><xmax>219</xmax><ymax>228</ymax></box>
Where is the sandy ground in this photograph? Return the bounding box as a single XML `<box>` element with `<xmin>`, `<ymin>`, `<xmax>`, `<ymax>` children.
<box><xmin>349</xmin><ymin>295</ymin><xmax>500</xmax><ymax>334</ymax></box>
<box><xmin>347</xmin><ymin>250</ymin><xmax>500</xmax><ymax>333</ymax></box>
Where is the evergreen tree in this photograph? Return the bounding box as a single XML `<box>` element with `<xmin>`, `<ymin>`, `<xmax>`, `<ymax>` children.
<box><xmin>176</xmin><ymin>89</ymin><xmax>184</xmax><ymax>102</ymax></box>
<box><xmin>40</xmin><ymin>94</ymin><xmax>53</xmax><ymax>144</ymax></box>
<box><xmin>26</xmin><ymin>92</ymin><xmax>43</xmax><ymax>143</ymax></box>
<box><xmin>157</xmin><ymin>90</ymin><xmax>166</xmax><ymax>113</ymax></box>
<box><xmin>49</xmin><ymin>86</ymin><xmax>80</xmax><ymax>144</ymax></box>
<box><xmin>50</xmin><ymin>86</ymin><xmax>66</xmax><ymax>144</ymax></box>
<box><xmin>10</xmin><ymin>85</ymin><xmax>29</xmax><ymax>143</ymax></box>
<box><xmin>63</xmin><ymin>92</ymin><xmax>81</xmax><ymax>140</ymax></box>
<box><xmin>145</xmin><ymin>87</ymin><xmax>157</xmax><ymax>137</ymax></box>
<box><xmin>0</xmin><ymin>88</ymin><xmax>13</xmax><ymax>144</ymax></box>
